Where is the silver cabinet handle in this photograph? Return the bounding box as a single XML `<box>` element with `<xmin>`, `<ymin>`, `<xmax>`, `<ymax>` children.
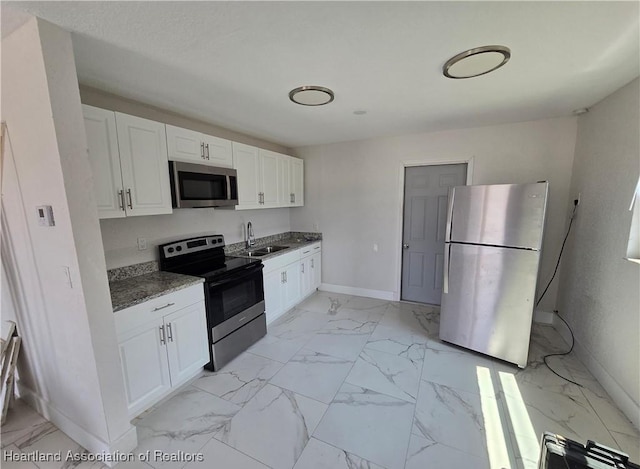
<box><xmin>166</xmin><ymin>322</ymin><xmax>174</xmax><ymax>342</ymax></box>
<box><xmin>153</xmin><ymin>302</ymin><xmax>175</xmax><ymax>311</ymax></box>
<box><xmin>403</xmin><ymin>244</ymin><xmax>409</xmax><ymax>249</ymax></box>
<box><xmin>205</xmin><ymin>143</ymin><xmax>210</xmax><ymax>160</ymax></box>
<box><xmin>159</xmin><ymin>325</ymin><xmax>166</xmax><ymax>345</ymax></box>
<box><xmin>284</xmin><ymin>271</ymin><xmax>287</xmax><ymax>283</ymax></box>
<box><xmin>301</xmin><ymin>263</ymin><xmax>305</xmax><ymax>273</ymax></box>
<box><xmin>126</xmin><ymin>189</ymin><xmax>133</xmax><ymax>209</ymax></box>
<box><xmin>293</xmin><ymin>193</ymin><xmax>296</xmax><ymax>203</ymax></box>
<box><xmin>303</xmin><ymin>250</ymin><xmax>310</xmax><ymax>255</ymax></box>
<box><xmin>118</xmin><ymin>190</ymin><xmax>125</xmax><ymax>210</ymax></box>
<box><xmin>290</xmin><ymin>193</ymin><xmax>294</xmax><ymax>203</ymax></box>
<box><xmin>200</xmin><ymin>142</ymin><xmax>205</xmax><ymax>159</ymax></box>
<box><xmin>281</xmin><ymin>272</ymin><xmax>285</xmax><ymax>283</ymax></box>
<box><xmin>314</xmin><ymin>245</ymin><xmax>320</xmax><ymax>250</ymax></box>
<box><xmin>311</xmin><ymin>259</ymin><xmax>314</xmax><ymax>268</ymax></box>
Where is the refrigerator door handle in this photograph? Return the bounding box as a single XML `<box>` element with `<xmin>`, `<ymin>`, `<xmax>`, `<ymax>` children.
<box><xmin>445</xmin><ymin>187</ymin><xmax>455</xmax><ymax>242</ymax></box>
<box><xmin>443</xmin><ymin>243</ymin><xmax>451</xmax><ymax>294</ymax></box>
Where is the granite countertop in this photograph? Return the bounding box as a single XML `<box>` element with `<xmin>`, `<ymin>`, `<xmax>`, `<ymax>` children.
<box><xmin>109</xmin><ymin>271</ymin><xmax>204</xmax><ymax>312</ymax></box>
<box><xmin>227</xmin><ymin>237</ymin><xmax>321</xmax><ymax>261</ymax></box>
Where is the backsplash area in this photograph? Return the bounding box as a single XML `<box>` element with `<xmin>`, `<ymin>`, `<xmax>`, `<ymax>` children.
<box><xmin>100</xmin><ymin>207</ymin><xmax>292</xmax><ymax>269</ymax></box>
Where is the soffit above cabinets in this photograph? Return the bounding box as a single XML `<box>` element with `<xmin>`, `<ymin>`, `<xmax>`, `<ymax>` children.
<box><xmin>3</xmin><ymin>2</ymin><xmax>639</xmax><ymax>147</ymax></box>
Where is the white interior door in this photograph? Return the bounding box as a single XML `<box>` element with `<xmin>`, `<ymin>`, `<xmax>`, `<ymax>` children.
<box><xmin>401</xmin><ymin>164</ymin><xmax>467</xmax><ymax>304</ymax></box>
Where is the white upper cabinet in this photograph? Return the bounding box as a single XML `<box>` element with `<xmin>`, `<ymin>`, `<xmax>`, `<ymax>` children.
<box><xmin>83</xmin><ymin>105</ymin><xmax>172</xmax><ymax>218</ymax></box>
<box><xmin>233</xmin><ymin>144</ymin><xmax>304</xmax><ymax>210</ymax></box>
<box><xmin>165</xmin><ymin>125</ymin><xmax>202</xmax><ymax>162</ymax></box>
<box><xmin>202</xmin><ymin>134</ymin><xmax>233</xmax><ymax>168</ymax></box>
<box><xmin>83</xmin><ymin>105</ymin><xmax>125</xmax><ymax>219</ymax></box>
<box><xmin>278</xmin><ymin>154</ymin><xmax>291</xmax><ymax>206</ymax></box>
<box><xmin>166</xmin><ymin>124</ymin><xmax>233</xmax><ymax>168</ymax></box>
<box><xmin>259</xmin><ymin>149</ymin><xmax>279</xmax><ymax>208</ymax></box>
<box><xmin>290</xmin><ymin>157</ymin><xmax>304</xmax><ymax>207</ymax></box>
<box><xmin>115</xmin><ymin>113</ymin><xmax>173</xmax><ymax>217</ymax></box>
<box><xmin>233</xmin><ymin>142</ymin><xmax>261</xmax><ymax>209</ymax></box>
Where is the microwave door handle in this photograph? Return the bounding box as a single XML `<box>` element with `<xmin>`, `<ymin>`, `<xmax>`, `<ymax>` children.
<box><xmin>227</xmin><ymin>175</ymin><xmax>232</xmax><ymax>201</ymax></box>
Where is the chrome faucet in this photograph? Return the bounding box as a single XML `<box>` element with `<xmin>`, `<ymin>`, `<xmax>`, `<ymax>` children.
<box><xmin>246</xmin><ymin>221</ymin><xmax>255</xmax><ymax>248</ymax></box>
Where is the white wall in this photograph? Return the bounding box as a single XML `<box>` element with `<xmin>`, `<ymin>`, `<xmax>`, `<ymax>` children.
<box><xmin>1</xmin><ymin>17</ymin><xmax>136</xmax><ymax>455</ymax></box>
<box><xmin>101</xmin><ymin>208</ymin><xmax>291</xmax><ymax>269</ymax></box>
<box><xmin>291</xmin><ymin>117</ymin><xmax>577</xmax><ymax>312</ymax></box>
<box><xmin>556</xmin><ymin>78</ymin><xmax>640</xmax><ymax>428</ymax></box>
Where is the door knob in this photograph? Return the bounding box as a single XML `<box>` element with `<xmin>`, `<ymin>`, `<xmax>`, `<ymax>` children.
<box><xmin>403</xmin><ymin>244</ymin><xmax>409</xmax><ymax>249</ymax></box>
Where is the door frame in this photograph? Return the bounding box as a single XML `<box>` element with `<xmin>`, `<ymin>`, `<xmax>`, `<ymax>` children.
<box><xmin>394</xmin><ymin>157</ymin><xmax>474</xmax><ymax>302</ymax></box>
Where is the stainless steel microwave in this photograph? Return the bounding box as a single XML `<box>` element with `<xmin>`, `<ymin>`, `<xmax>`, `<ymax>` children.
<box><xmin>169</xmin><ymin>161</ymin><xmax>238</xmax><ymax>208</ymax></box>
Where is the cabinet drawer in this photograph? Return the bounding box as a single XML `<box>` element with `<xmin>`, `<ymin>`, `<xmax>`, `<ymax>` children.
<box><xmin>262</xmin><ymin>250</ymin><xmax>301</xmax><ymax>273</ymax></box>
<box><xmin>115</xmin><ymin>284</ymin><xmax>205</xmax><ymax>337</ymax></box>
<box><xmin>300</xmin><ymin>242</ymin><xmax>321</xmax><ymax>259</ymax></box>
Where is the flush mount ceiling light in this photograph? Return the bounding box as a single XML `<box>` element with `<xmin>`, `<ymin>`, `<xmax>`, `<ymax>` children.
<box><xmin>289</xmin><ymin>86</ymin><xmax>335</xmax><ymax>106</ymax></box>
<box><xmin>443</xmin><ymin>45</ymin><xmax>511</xmax><ymax>79</ymax></box>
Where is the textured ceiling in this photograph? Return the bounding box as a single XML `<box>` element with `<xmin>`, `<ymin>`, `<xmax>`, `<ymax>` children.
<box><xmin>3</xmin><ymin>1</ymin><xmax>639</xmax><ymax>147</ymax></box>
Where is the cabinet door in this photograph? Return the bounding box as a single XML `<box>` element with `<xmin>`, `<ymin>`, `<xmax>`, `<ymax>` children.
<box><xmin>115</xmin><ymin>113</ymin><xmax>172</xmax><ymax>216</ymax></box>
<box><xmin>233</xmin><ymin>142</ymin><xmax>261</xmax><ymax>209</ymax></box>
<box><xmin>263</xmin><ymin>268</ymin><xmax>285</xmax><ymax>324</ymax></box>
<box><xmin>202</xmin><ymin>134</ymin><xmax>233</xmax><ymax>168</ymax></box>
<box><xmin>260</xmin><ymin>150</ymin><xmax>279</xmax><ymax>207</ymax></box>
<box><xmin>82</xmin><ymin>105</ymin><xmax>125</xmax><ymax>219</ymax></box>
<box><xmin>117</xmin><ymin>318</ymin><xmax>171</xmax><ymax>417</ymax></box>
<box><xmin>311</xmin><ymin>252</ymin><xmax>322</xmax><ymax>290</ymax></box>
<box><xmin>278</xmin><ymin>155</ymin><xmax>291</xmax><ymax>206</ymax></box>
<box><xmin>290</xmin><ymin>158</ymin><xmax>304</xmax><ymax>206</ymax></box>
<box><xmin>166</xmin><ymin>124</ymin><xmax>205</xmax><ymax>164</ymax></box>
<box><xmin>300</xmin><ymin>257</ymin><xmax>312</xmax><ymax>298</ymax></box>
<box><xmin>283</xmin><ymin>262</ymin><xmax>301</xmax><ymax>310</ymax></box>
<box><xmin>164</xmin><ymin>301</ymin><xmax>209</xmax><ymax>386</ymax></box>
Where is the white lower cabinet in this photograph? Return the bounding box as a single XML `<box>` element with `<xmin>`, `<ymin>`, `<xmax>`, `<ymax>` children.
<box><xmin>114</xmin><ymin>284</ymin><xmax>208</xmax><ymax>417</ymax></box>
<box><xmin>117</xmin><ymin>318</ymin><xmax>172</xmax><ymax>416</ymax></box>
<box><xmin>263</xmin><ymin>243</ymin><xmax>321</xmax><ymax>325</ymax></box>
<box><xmin>311</xmin><ymin>251</ymin><xmax>322</xmax><ymax>290</ymax></box>
<box><xmin>300</xmin><ymin>243</ymin><xmax>322</xmax><ymax>298</ymax></box>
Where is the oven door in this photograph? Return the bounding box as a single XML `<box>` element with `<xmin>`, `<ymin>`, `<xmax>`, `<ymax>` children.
<box><xmin>170</xmin><ymin>161</ymin><xmax>238</xmax><ymax>208</ymax></box>
<box><xmin>207</xmin><ymin>263</ymin><xmax>265</xmax><ymax>341</ymax></box>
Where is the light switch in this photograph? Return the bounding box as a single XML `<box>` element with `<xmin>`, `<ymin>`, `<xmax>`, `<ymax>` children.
<box><xmin>37</xmin><ymin>205</ymin><xmax>55</xmax><ymax>226</ymax></box>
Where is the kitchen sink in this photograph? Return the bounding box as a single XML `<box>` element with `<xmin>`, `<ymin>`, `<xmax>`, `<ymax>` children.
<box><xmin>246</xmin><ymin>245</ymin><xmax>289</xmax><ymax>257</ymax></box>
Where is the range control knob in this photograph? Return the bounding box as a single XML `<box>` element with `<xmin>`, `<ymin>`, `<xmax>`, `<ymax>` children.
<box><xmin>167</xmin><ymin>247</ymin><xmax>174</xmax><ymax>253</ymax></box>
<box><xmin>176</xmin><ymin>246</ymin><xmax>182</xmax><ymax>252</ymax></box>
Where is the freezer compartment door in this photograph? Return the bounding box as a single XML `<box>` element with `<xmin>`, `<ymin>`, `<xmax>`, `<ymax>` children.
<box><xmin>448</xmin><ymin>182</ymin><xmax>548</xmax><ymax>249</ymax></box>
<box><xmin>440</xmin><ymin>243</ymin><xmax>540</xmax><ymax>367</ymax></box>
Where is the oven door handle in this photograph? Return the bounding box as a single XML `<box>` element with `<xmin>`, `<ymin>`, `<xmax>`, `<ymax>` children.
<box><xmin>208</xmin><ymin>264</ymin><xmax>264</xmax><ymax>288</ymax></box>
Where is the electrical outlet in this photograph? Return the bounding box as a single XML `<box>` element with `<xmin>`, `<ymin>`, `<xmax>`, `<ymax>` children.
<box><xmin>313</xmin><ymin>222</ymin><xmax>319</xmax><ymax>231</ymax></box>
<box><xmin>137</xmin><ymin>237</ymin><xmax>148</xmax><ymax>251</ymax></box>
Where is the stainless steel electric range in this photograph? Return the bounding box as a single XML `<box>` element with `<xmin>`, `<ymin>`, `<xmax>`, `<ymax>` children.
<box><xmin>159</xmin><ymin>235</ymin><xmax>266</xmax><ymax>370</ymax></box>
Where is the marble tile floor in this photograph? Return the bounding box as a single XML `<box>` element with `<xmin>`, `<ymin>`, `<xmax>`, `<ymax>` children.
<box><xmin>2</xmin><ymin>291</ymin><xmax>639</xmax><ymax>469</ymax></box>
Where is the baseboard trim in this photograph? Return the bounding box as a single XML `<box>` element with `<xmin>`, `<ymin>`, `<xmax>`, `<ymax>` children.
<box><xmin>533</xmin><ymin>309</ymin><xmax>555</xmax><ymax>324</ymax></box>
<box><xmin>551</xmin><ymin>318</ymin><xmax>640</xmax><ymax>431</ymax></box>
<box><xmin>319</xmin><ymin>283</ymin><xmax>395</xmax><ymax>301</ymax></box>
<box><xmin>17</xmin><ymin>383</ymin><xmax>138</xmax><ymax>466</ymax></box>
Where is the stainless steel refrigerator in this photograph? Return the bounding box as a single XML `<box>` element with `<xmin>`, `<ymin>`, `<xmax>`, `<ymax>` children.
<box><xmin>439</xmin><ymin>182</ymin><xmax>549</xmax><ymax>368</ymax></box>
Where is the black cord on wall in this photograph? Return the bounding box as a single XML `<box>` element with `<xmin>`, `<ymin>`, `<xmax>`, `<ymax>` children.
<box><xmin>535</xmin><ymin>200</ymin><xmax>582</xmax><ymax>387</ymax></box>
